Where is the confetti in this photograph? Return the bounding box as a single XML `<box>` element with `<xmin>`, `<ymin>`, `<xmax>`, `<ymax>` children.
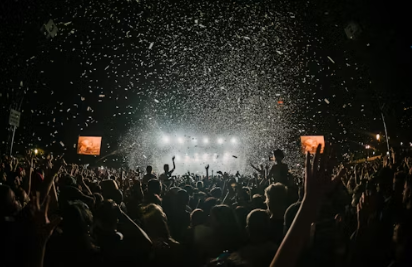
<box><xmin>327</xmin><ymin>56</ymin><xmax>335</xmax><ymax>64</ymax></box>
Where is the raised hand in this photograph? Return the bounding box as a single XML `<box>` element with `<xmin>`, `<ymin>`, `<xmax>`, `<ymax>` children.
<box><xmin>205</xmin><ymin>164</ymin><xmax>209</xmax><ymax>170</ymax></box>
<box><xmin>172</xmin><ymin>156</ymin><xmax>175</xmax><ymax>161</ymax></box>
<box><xmin>304</xmin><ymin>144</ymin><xmax>345</xmax><ymax>205</ymax></box>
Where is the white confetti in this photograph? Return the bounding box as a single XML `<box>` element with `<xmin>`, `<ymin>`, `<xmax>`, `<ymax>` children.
<box><xmin>327</xmin><ymin>56</ymin><xmax>335</xmax><ymax>64</ymax></box>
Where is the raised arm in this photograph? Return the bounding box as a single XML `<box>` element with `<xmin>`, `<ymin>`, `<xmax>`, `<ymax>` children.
<box><xmin>205</xmin><ymin>164</ymin><xmax>209</xmax><ymax>179</ymax></box>
<box><xmin>250</xmin><ymin>163</ymin><xmax>261</xmax><ymax>174</ymax></box>
<box><xmin>270</xmin><ymin>144</ymin><xmax>344</xmax><ymax>267</ymax></box>
<box><xmin>169</xmin><ymin>156</ymin><xmax>176</xmax><ymax>175</ymax></box>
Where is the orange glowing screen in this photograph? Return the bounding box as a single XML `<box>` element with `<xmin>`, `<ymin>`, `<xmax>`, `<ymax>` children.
<box><xmin>300</xmin><ymin>136</ymin><xmax>325</xmax><ymax>154</ymax></box>
<box><xmin>77</xmin><ymin>136</ymin><xmax>102</xmax><ymax>155</ymax></box>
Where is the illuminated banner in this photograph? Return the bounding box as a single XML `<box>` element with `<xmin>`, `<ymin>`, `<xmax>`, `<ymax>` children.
<box><xmin>77</xmin><ymin>136</ymin><xmax>102</xmax><ymax>155</ymax></box>
<box><xmin>300</xmin><ymin>136</ymin><xmax>325</xmax><ymax>154</ymax></box>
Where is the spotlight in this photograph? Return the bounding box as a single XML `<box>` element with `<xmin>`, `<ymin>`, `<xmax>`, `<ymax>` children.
<box><xmin>178</xmin><ymin>137</ymin><xmax>184</xmax><ymax>144</ymax></box>
<box><xmin>163</xmin><ymin>136</ymin><xmax>169</xmax><ymax>143</ymax></box>
<box><xmin>217</xmin><ymin>138</ymin><xmax>224</xmax><ymax>144</ymax></box>
<box><xmin>231</xmin><ymin>138</ymin><xmax>237</xmax><ymax>144</ymax></box>
<box><xmin>203</xmin><ymin>138</ymin><xmax>209</xmax><ymax>144</ymax></box>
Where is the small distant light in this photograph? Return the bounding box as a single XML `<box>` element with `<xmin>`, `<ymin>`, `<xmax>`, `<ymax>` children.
<box><xmin>34</xmin><ymin>149</ymin><xmax>38</xmax><ymax>154</ymax></box>
<box><xmin>365</xmin><ymin>145</ymin><xmax>370</xmax><ymax>149</ymax></box>
<box><xmin>376</xmin><ymin>134</ymin><xmax>380</xmax><ymax>141</ymax></box>
<box><xmin>387</xmin><ymin>151</ymin><xmax>390</xmax><ymax>155</ymax></box>
<box><xmin>400</xmin><ymin>142</ymin><xmax>403</xmax><ymax>146</ymax></box>
<box><xmin>217</xmin><ymin>138</ymin><xmax>224</xmax><ymax>144</ymax></box>
<box><xmin>231</xmin><ymin>138</ymin><xmax>237</xmax><ymax>144</ymax></box>
<box><xmin>203</xmin><ymin>138</ymin><xmax>209</xmax><ymax>144</ymax></box>
<box><xmin>410</xmin><ymin>142</ymin><xmax>412</xmax><ymax>147</ymax></box>
<box><xmin>178</xmin><ymin>137</ymin><xmax>184</xmax><ymax>144</ymax></box>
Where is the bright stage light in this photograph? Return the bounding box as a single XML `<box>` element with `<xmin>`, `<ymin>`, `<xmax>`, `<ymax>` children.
<box><xmin>178</xmin><ymin>137</ymin><xmax>184</xmax><ymax>144</ymax></box>
<box><xmin>163</xmin><ymin>136</ymin><xmax>169</xmax><ymax>143</ymax></box>
<box><xmin>203</xmin><ymin>138</ymin><xmax>209</xmax><ymax>144</ymax></box>
<box><xmin>231</xmin><ymin>138</ymin><xmax>237</xmax><ymax>144</ymax></box>
<box><xmin>217</xmin><ymin>138</ymin><xmax>224</xmax><ymax>144</ymax></box>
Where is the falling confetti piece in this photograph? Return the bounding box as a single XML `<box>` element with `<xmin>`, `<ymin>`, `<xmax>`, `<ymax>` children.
<box><xmin>149</xmin><ymin>42</ymin><xmax>154</xmax><ymax>49</ymax></box>
<box><xmin>60</xmin><ymin>141</ymin><xmax>65</xmax><ymax>147</ymax></box>
<box><xmin>324</xmin><ymin>99</ymin><xmax>330</xmax><ymax>104</ymax></box>
<box><xmin>327</xmin><ymin>56</ymin><xmax>335</xmax><ymax>64</ymax></box>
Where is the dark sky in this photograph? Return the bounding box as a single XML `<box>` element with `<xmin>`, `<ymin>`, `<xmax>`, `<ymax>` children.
<box><xmin>1</xmin><ymin>0</ymin><xmax>411</xmax><ymax>163</ymax></box>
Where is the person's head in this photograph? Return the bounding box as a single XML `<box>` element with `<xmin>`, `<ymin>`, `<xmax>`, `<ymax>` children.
<box><xmin>176</xmin><ymin>189</ymin><xmax>189</xmax><ymax>208</ymax></box>
<box><xmin>210</xmin><ymin>205</ymin><xmax>240</xmax><ymax>233</ymax></box>
<box><xmin>93</xmin><ymin>193</ymin><xmax>104</xmax><ymax>207</ymax></box>
<box><xmin>146</xmin><ymin>165</ymin><xmax>153</xmax><ymax>174</ymax></box>
<box><xmin>210</xmin><ymin>187</ymin><xmax>222</xmax><ymax>199</ymax></box>
<box><xmin>0</xmin><ymin>185</ymin><xmax>21</xmax><ymax>217</ymax></box>
<box><xmin>235</xmin><ymin>206</ymin><xmax>249</xmax><ymax>230</ymax></box>
<box><xmin>148</xmin><ymin>179</ymin><xmax>162</xmax><ymax>195</ymax></box>
<box><xmin>265</xmin><ymin>183</ymin><xmax>288</xmax><ymax>215</ymax></box>
<box><xmin>238</xmin><ymin>188</ymin><xmax>251</xmax><ymax>204</ymax></box>
<box><xmin>191</xmin><ymin>208</ymin><xmax>207</xmax><ymax>227</ymax></box>
<box><xmin>210</xmin><ymin>205</ymin><xmax>242</xmax><ymax>251</ymax></box>
<box><xmin>14</xmin><ymin>187</ymin><xmax>29</xmax><ymax>209</ymax></box>
<box><xmin>100</xmin><ymin>179</ymin><xmax>123</xmax><ymax>205</ymax></box>
<box><xmin>246</xmin><ymin>209</ymin><xmax>271</xmax><ymax>242</ymax></box>
<box><xmin>62</xmin><ymin>201</ymin><xmax>93</xmax><ymax>236</ymax></box>
<box><xmin>184</xmin><ymin>185</ymin><xmax>194</xmax><ymax>196</ymax></box>
<box><xmin>201</xmin><ymin>197</ymin><xmax>219</xmax><ymax>215</ymax></box>
<box><xmin>196</xmin><ymin>181</ymin><xmax>204</xmax><ymax>190</ymax></box>
<box><xmin>94</xmin><ymin>199</ymin><xmax>120</xmax><ymax>232</ymax></box>
<box><xmin>163</xmin><ymin>164</ymin><xmax>169</xmax><ymax>173</ymax></box>
<box><xmin>251</xmin><ymin>194</ymin><xmax>266</xmax><ymax>210</ymax></box>
<box><xmin>141</xmin><ymin>204</ymin><xmax>171</xmax><ymax>240</ymax></box>
<box><xmin>273</xmin><ymin>149</ymin><xmax>285</xmax><ymax>162</ymax></box>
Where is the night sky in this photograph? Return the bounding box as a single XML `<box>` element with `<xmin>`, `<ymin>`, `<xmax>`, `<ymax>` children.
<box><xmin>1</xmin><ymin>0</ymin><xmax>411</xmax><ymax>167</ymax></box>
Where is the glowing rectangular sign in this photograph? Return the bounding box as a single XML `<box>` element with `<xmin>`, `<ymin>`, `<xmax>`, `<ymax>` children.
<box><xmin>300</xmin><ymin>136</ymin><xmax>325</xmax><ymax>154</ymax></box>
<box><xmin>77</xmin><ymin>136</ymin><xmax>102</xmax><ymax>155</ymax></box>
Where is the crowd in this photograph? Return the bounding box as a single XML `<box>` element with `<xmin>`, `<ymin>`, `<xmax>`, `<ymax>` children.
<box><xmin>1</xmin><ymin>144</ymin><xmax>412</xmax><ymax>267</ymax></box>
